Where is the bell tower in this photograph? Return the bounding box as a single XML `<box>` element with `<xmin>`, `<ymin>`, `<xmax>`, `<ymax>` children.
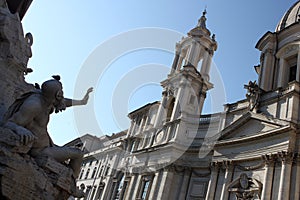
<box><xmin>154</xmin><ymin>10</ymin><xmax>217</xmax><ymax>129</ymax></box>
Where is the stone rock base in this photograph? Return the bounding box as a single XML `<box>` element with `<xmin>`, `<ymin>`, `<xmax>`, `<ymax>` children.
<box><xmin>0</xmin><ymin>127</ymin><xmax>74</xmax><ymax>200</ymax></box>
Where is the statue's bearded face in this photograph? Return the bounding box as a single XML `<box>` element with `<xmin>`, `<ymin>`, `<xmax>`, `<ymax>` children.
<box><xmin>41</xmin><ymin>79</ymin><xmax>66</xmax><ymax>113</ymax></box>
<box><xmin>54</xmin><ymin>89</ymin><xmax>66</xmax><ymax>113</ymax></box>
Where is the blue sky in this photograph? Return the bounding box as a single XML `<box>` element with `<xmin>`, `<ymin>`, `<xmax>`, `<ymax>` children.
<box><xmin>22</xmin><ymin>0</ymin><xmax>296</xmax><ymax>145</ymax></box>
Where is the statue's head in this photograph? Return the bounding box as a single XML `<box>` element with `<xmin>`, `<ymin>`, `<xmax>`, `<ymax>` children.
<box><xmin>41</xmin><ymin>76</ymin><xmax>66</xmax><ymax>112</ymax></box>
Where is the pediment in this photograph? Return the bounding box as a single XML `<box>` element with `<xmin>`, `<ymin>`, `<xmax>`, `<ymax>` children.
<box><xmin>218</xmin><ymin>112</ymin><xmax>288</xmax><ymax>141</ymax></box>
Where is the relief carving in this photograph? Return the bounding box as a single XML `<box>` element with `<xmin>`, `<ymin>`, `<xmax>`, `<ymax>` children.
<box><xmin>228</xmin><ymin>173</ymin><xmax>262</xmax><ymax>200</ymax></box>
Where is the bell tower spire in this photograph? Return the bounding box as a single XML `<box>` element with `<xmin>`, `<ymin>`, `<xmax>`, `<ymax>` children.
<box><xmin>154</xmin><ymin>10</ymin><xmax>217</xmax><ymax>129</ymax></box>
<box><xmin>170</xmin><ymin>9</ymin><xmax>217</xmax><ymax>82</ymax></box>
<box><xmin>197</xmin><ymin>9</ymin><xmax>208</xmax><ymax>30</ymax></box>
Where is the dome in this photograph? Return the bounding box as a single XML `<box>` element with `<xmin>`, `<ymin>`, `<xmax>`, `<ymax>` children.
<box><xmin>276</xmin><ymin>1</ymin><xmax>300</xmax><ymax>32</ymax></box>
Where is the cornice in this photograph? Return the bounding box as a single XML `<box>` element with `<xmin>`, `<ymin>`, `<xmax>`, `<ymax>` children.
<box><xmin>215</xmin><ymin>125</ymin><xmax>292</xmax><ymax>147</ymax></box>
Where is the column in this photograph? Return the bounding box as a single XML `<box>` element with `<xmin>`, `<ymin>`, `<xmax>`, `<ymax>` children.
<box><xmin>131</xmin><ymin>174</ymin><xmax>142</xmax><ymax>199</ymax></box>
<box><xmin>171</xmin><ymin>53</ymin><xmax>180</xmax><ymax>73</ymax></box>
<box><xmin>296</xmin><ymin>47</ymin><xmax>300</xmax><ymax>82</ymax></box>
<box><xmin>154</xmin><ymin>91</ymin><xmax>168</xmax><ymax>128</ymax></box>
<box><xmin>156</xmin><ymin>167</ymin><xmax>174</xmax><ymax>199</ymax></box>
<box><xmin>137</xmin><ymin>115</ymin><xmax>145</xmax><ymax>135</ymax></box>
<box><xmin>186</xmin><ymin>41</ymin><xmax>196</xmax><ymax>65</ymax></box>
<box><xmin>278</xmin><ymin>152</ymin><xmax>293</xmax><ymax>200</ymax></box>
<box><xmin>126</xmin><ymin>121</ymin><xmax>134</xmax><ymax>137</ymax></box>
<box><xmin>177</xmin><ymin>56</ymin><xmax>184</xmax><ymax>71</ymax></box>
<box><xmin>261</xmin><ymin>49</ymin><xmax>275</xmax><ymax>91</ymax></box>
<box><xmin>200</xmin><ymin>51</ymin><xmax>212</xmax><ymax>82</ymax></box>
<box><xmin>124</xmin><ymin>174</ymin><xmax>137</xmax><ymax>200</ymax></box>
<box><xmin>294</xmin><ymin>156</ymin><xmax>300</xmax><ymax>200</ymax></box>
<box><xmin>277</xmin><ymin>58</ymin><xmax>288</xmax><ymax>88</ymax></box>
<box><xmin>148</xmin><ymin>171</ymin><xmax>161</xmax><ymax>199</ymax></box>
<box><xmin>171</xmin><ymin>77</ymin><xmax>190</xmax><ymax>121</ymax></box>
<box><xmin>261</xmin><ymin>154</ymin><xmax>275</xmax><ymax>200</ymax></box>
<box><xmin>205</xmin><ymin>162</ymin><xmax>219</xmax><ymax>200</ymax></box>
<box><xmin>142</xmin><ymin>116</ymin><xmax>150</xmax><ymax>132</ymax></box>
<box><xmin>220</xmin><ymin>161</ymin><xmax>234</xmax><ymax>200</ymax></box>
<box><xmin>102</xmin><ymin>176</ymin><xmax>114</xmax><ymax>200</ymax></box>
<box><xmin>178</xmin><ymin>167</ymin><xmax>191</xmax><ymax>199</ymax></box>
<box><xmin>129</xmin><ymin>119</ymin><xmax>137</xmax><ymax>137</ymax></box>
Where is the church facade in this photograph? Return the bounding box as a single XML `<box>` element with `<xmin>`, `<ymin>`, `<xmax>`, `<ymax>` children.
<box><xmin>74</xmin><ymin>2</ymin><xmax>300</xmax><ymax>200</ymax></box>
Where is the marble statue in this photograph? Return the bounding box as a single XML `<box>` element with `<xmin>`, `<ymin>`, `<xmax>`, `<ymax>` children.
<box><xmin>0</xmin><ymin>1</ymin><xmax>93</xmax><ymax>199</ymax></box>
<box><xmin>3</xmin><ymin>75</ymin><xmax>93</xmax><ymax>197</ymax></box>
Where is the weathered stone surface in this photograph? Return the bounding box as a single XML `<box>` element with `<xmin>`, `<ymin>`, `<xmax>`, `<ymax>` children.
<box><xmin>0</xmin><ymin>0</ymin><xmax>34</xmax><ymax>121</ymax></box>
<box><xmin>0</xmin><ymin>1</ymin><xmax>81</xmax><ymax>199</ymax></box>
<box><xmin>0</xmin><ymin>127</ymin><xmax>73</xmax><ymax>200</ymax></box>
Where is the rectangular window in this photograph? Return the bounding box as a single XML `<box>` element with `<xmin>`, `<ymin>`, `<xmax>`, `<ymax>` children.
<box><xmin>141</xmin><ymin>180</ymin><xmax>150</xmax><ymax>200</ymax></box>
<box><xmin>289</xmin><ymin>65</ymin><xmax>297</xmax><ymax>82</ymax></box>
<box><xmin>85</xmin><ymin>169</ymin><xmax>90</xmax><ymax>179</ymax></box>
<box><xmin>138</xmin><ymin>175</ymin><xmax>154</xmax><ymax>200</ymax></box>
<box><xmin>119</xmin><ymin>181</ymin><xmax>128</xmax><ymax>200</ymax></box>
<box><xmin>79</xmin><ymin>170</ymin><xmax>84</xmax><ymax>179</ymax></box>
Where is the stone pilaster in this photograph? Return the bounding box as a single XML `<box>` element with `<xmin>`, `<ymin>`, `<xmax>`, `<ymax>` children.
<box><xmin>261</xmin><ymin>154</ymin><xmax>276</xmax><ymax>200</ymax></box>
<box><xmin>277</xmin><ymin>152</ymin><xmax>294</xmax><ymax>200</ymax></box>
<box><xmin>137</xmin><ymin>116</ymin><xmax>145</xmax><ymax>135</ymax></box>
<box><xmin>131</xmin><ymin>174</ymin><xmax>142</xmax><ymax>199</ymax></box>
<box><xmin>205</xmin><ymin>162</ymin><xmax>220</xmax><ymax>200</ymax></box>
<box><xmin>129</xmin><ymin>119</ymin><xmax>137</xmax><ymax>137</ymax></box>
<box><xmin>127</xmin><ymin>120</ymin><xmax>134</xmax><ymax>137</ymax></box>
<box><xmin>297</xmin><ymin>48</ymin><xmax>300</xmax><ymax>82</ymax></box>
<box><xmin>260</xmin><ymin>49</ymin><xmax>275</xmax><ymax>91</ymax></box>
<box><xmin>200</xmin><ymin>50</ymin><xmax>212</xmax><ymax>82</ymax></box>
<box><xmin>171</xmin><ymin>53</ymin><xmax>180</xmax><ymax>73</ymax></box>
<box><xmin>156</xmin><ymin>166</ymin><xmax>174</xmax><ymax>200</ymax></box>
<box><xmin>293</xmin><ymin>155</ymin><xmax>300</xmax><ymax>200</ymax></box>
<box><xmin>220</xmin><ymin>160</ymin><xmax>234</xmax><ymax>200</ymax></box>
<box><xmin>178</xmin><ymin>167</ymin><xmax>191</xmax><ymax>200</ymax></box>
<box><xmin>148</xmin><ymin>171</ymin><xmax>161</xmax><ymax>200</ymax></box>
<box><xmin>124</xmin><ymin>174</ymin><xmax>138</xmax><ymax>200</ymax></box>
<box><xmin>154</xmin><ymin>91</ymin><xmax>168</xmax><ymax>128</ymax></box>
<box><xmin>277</xmin><ymin>58</ymin><xmax>288</xmax><ymax>88</ymax></box>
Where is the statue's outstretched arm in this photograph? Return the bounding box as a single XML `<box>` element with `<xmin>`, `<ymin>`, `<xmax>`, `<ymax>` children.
<box><xmin>64</xmin><ymin>87</ymin><xmax>93</xmax><ymax>107</ymax></box>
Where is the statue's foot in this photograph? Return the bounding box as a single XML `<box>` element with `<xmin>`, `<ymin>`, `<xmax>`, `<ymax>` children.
<box><xmin>71</xmin><ymin>188</ymin><xmax>86</xmax><ymax>198</ymax></box>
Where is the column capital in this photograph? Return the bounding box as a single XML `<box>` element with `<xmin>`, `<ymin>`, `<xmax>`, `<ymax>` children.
<box><xmin>162</xmin><ymin>90</ymin><xmax>168</xmax><ymax>97</ymax></box>
<box><xmin>222</xmin><ymin>160</ymin><xmax>234</xmax><ymax>170</ymax></box>
<box><xmin>264</xmin><ymin>48</ymin><xmax>274</xmax><ymax>55</ymax></box>
<box><xmin>210</xmin><ymin>162</ymin><xmax>220</xmax><ymax>172</ymax></box>
<box><xmin>262</xmin><ymin>154</ymin><xmax>276</xmax><ymax>167</ymax></box>
<box><xmin>162</xmin><ymin>164</ymin><xmax>174</xmax><ymax>172</ymax></box>
<box><xmin>277</xmin><ymin>151</ymin><xmax>295</xmax><ymax>165</ymax></box>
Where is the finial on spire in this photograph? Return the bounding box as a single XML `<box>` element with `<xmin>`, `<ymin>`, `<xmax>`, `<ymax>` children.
<box><xmin>198</xmin><ymin>8</ymin><xmax>207</xmax><ymax>29</ymax></box>
<box><xmin>203</xmin><ymin>6</ymin><xmax>207</xmax><ymax>16</ymax></box>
